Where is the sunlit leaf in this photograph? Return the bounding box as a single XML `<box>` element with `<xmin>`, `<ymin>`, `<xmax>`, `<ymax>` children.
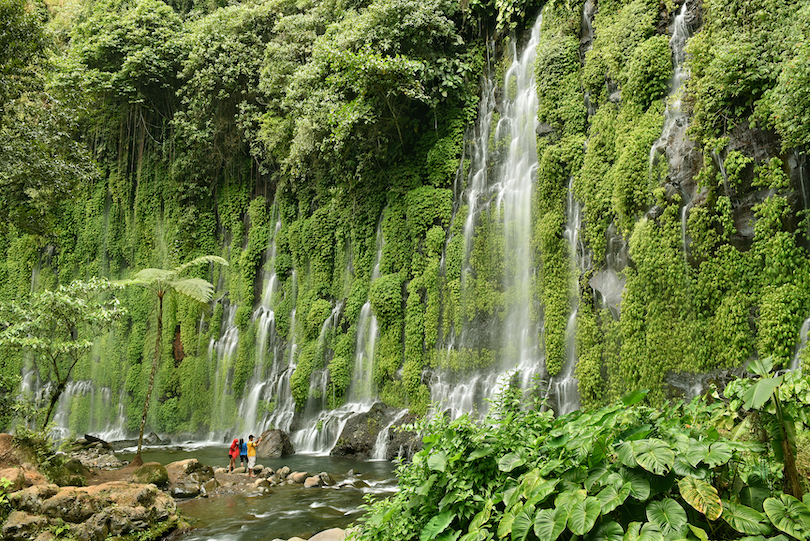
<box><xmin>633</xmin><ymin>439</ymin><xmax>675</xmax><ymax>475</ymax></box>
<box><xmin>428</xmin><ymin>451</ymin><xmax>448</xmax><ymax>472</ymax></box>
<box><xmin>763</xmin><ymin>494</ymin><xmax>810</xmax><ymax>539</ymax></box>
<box><xmin>499</xmin><ymin>452</ymin><xmax>525</xmax><ymax>472</ymax></box>
<box><xmin>678</xmin><ymin>476</ymin><xmax>722</xmax><ymax>520</ymax></box>
<box><xmin>742</xmin><ymin>376</ymin><xmax>783</xmax><ymax>410</ymax></box>
<box><xmin>511</xmin><ymin>504</ymin><xmax>535</xmax><ymax>541</ymax></box>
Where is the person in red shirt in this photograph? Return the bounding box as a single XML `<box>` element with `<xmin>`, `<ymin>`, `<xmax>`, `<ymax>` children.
<box><xmin>228</xmin><ymin>438</ymin><xmax>239</xmax><ymax>473</ymax></box>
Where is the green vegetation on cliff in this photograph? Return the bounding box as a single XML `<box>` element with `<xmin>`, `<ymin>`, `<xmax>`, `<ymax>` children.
<box><xmin>0</xmin><ymin>0</ymin><xmax>809</xmax><ymax>437</ymax></box>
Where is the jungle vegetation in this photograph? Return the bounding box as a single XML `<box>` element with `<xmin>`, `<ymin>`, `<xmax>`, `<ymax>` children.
<box><xmin>0</xmin><ymin>0</ymin><xmax>808</xmax><ymax>467</ymax></box>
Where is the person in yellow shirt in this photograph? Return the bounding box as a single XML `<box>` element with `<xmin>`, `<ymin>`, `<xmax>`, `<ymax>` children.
<box><xmin>246</xmin><ymin>434</ymin><xmax>262</xmax><ymax>477</ymax></box>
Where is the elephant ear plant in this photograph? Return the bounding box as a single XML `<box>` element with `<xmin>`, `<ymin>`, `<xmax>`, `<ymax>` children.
<box><xmin>355</xmin><ymin>386</ymin><xmax>810</xmax><ymax>541</ymax></box>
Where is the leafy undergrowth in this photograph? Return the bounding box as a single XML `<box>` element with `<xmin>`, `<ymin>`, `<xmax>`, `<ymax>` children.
<box><xmin>353</xmin><ymin>383</ymin><xmax>810</xmax><ymax>541</ymax></box>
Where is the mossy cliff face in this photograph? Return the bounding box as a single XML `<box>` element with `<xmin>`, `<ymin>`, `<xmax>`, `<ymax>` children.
<box><xmin>1</xmin><ymin>0</ymin><xmax>809</xmax><ymax>436</ymax></box>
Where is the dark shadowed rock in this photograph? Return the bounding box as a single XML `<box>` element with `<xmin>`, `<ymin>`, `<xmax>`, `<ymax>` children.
<box><xmin>258</xmin><ymin>429</ymin><xmax>294</xmax><ymax>458</ymax></box>
<box><xmin>330</xmin><ymin>402</ymin><xmax>387</xmax><ymax>459</ymax></box>
<box><xmin>384</xmin><ymin>414</ymin><xmax>422</xmax><ymax>462</ymax></box>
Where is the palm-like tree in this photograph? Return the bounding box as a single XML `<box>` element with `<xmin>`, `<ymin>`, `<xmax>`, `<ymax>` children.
<box><xmin>123</xmin><ymin>255</ymin><xmax>228</xmax><ymax>464</ymax></box>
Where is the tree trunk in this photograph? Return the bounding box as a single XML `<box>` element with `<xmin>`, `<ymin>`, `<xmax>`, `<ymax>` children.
<box><xmin>42</xmin><ymin>381</ymin><xmax>65</xmax><ymax>429</ymax></box>
<box><xmin>135</xmin><ymin>292</ymin><xmax>163</xmax><ymax>465</ymax></box>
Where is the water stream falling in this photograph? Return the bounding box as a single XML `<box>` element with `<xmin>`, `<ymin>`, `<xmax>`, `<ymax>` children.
<box><xmin>791</xmin><ymin>317</ymin><xmax>810</xmax><ymax>372</ymax></box>
<box><xmin>432</xmin><ymin>13</ymin><xmax>545</xmax><ymax>418</ymax></box>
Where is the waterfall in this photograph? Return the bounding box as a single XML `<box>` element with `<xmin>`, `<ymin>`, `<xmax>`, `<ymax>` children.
<box><xmin>209</xmin><ymin>303</ymin><xmax>240</xmax><ymax>435</ymax></box>
<box><xmin>650</xmin><ymin>1</ymin><xmax>694</xmax><ymax>191</ymax></box>
<box><xmin>553</xmin><ymin>176</ymin><xmax>585</xmax><ymax>414</ymax></box>
<box><xmin>371</xmin><ymin>409</ymin><xmax>408</xmax><ymax>461</ymax></box>
<box><xmin>791</xmin><ymin>317</ymin><xmax>810</xmax><ymax>372</ymax></box>
<box><xmin>432</xmin><ymin>13</ymin><xmax>544</xmax><ymax>418</ymax></box>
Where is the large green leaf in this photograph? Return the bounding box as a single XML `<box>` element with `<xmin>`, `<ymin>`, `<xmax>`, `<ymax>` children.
<box><xmin>611</xmin><ymin>468</ymin><xmax>651</xmax><ymax>501</ymax></box>
<box><xmin>499</xmin><ymin>503</ymin><xmax>522</xmax><ymax>539</ymax></box>
<box><xmin>678</xmin><ymin>476</ymin><xmax>722</xmax><ymax>520</ymax></box>
<box><xmin>596</xmin><ymin>483</ymin><xmax>631</xmax><ymax>515</ymax></box>
<box><xmin>748</xmin><ymin>357</ymin><xmax>774</xmax><ymax>376</ymax></box>
<box><xmin>556</xmin><ymin>489</ymin><xmax>587</xmax><ymax>514</ymax></box>
<box><xmin>704</xmin><ymin>442</ymin><xmax>733</xmax><ymax>468</ymax></box>
<box><xmin>633</xmin><ymin>439</ymin><xmax>675</xmax><ymax>476</ymax></box>
<box><xmin>567</xmin><ymin>497</ymin><xmax>601</xmax><ymax>536</ymax></box>
<box><xmin>722</xmin><ymin>500</ymin><xmax>770</xmax><ymax>535</ymax></box>
<box><xmin>428</xmin><ymin>450</ymin><xmax>448</xmax><ymax>472</ymax></box>
<box><xmin>526</xmin><ymin>480</ymin><xmax>559</xmax><ymax>507</ymax></box>
<box><xmin>587</xmin><ymin>521</ymin><xmax>624</xmax><ymax>541</ymax></box>
<box><xmin>174</xmin><ymin>255</ymin><xmax>229</xmax><ymax>274</ymax></box>
<box><xmin>623</xmin><ymin>522</ymin><xmax>663</xmax><ymax>541</ymax></box>
<box><xmin>467</xmin><ymin>446</ymin><xmax>495</xmax><ymax>461</ymax></box>
<box><xmin>586</xmin><ymin>465</ymin><xmax>611</xmax><ymax>491</ymax></box>
<box><xmin>499</xmin><ymin>452</ymin><xmax>525</xmax><ymax>472</ymax></box>
<box><xmin>469</xmin><ymin>499</ymin><xmax>494</xmax><ymax>530</ymax></box>
<box><xmin>646</xmin><ymin>498</ymin><xmax>687</xmax><ymax>536</ymax></box>
<box><xmin>685</xmin><ymin>442</ymin><xmax>710</xmax><ymax>468</ymax></box>
<box><xmin>533</xmin><ymin>508</ymin><xmax>567</xmax><ymax>541</ymax></box>
<box><xmin>743</xmin><ymin>376</ymin><xmax>783</xmax><ymax>410</ymax></box>
<box><xmin>420</xmin><ymin>510</ymin><xmax>455</xmax><ymax>541</ymax></box>
<box><xmin>617</xmin><ymin>442</ymin><xmax>638</xmax><ymax>468</ymax></box>
<box><xmin>511</xmin><ymin>505</ymin><xmax>535</xmax><ymax>541</ymax></box>
<box><xmin>622</xmin><ymin>389</ymin><xmax>649</xmax><ymax>405</ymax></box>
<box><xmin>763</xmin><ymin>494</ymin><xmax>810</xmax><ymax>539</ymax></box>
<box><xmin>672</xmin><ymin>458</ymin><xmax>709</xmax><ymax>479</ymax></box>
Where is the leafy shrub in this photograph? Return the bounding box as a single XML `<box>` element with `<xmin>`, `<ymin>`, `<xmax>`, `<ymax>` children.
<box><xmin>623</xmin><ymin>35</ymin><xmax>672</xmax><ymax>109</ymax></box>
<box><xmin>356</xmin><ymin>387</ymin><xmax>810</xmax><ymax>541</ymax></box>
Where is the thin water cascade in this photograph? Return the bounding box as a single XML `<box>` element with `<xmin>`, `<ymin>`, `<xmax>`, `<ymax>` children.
<box><xmin>791</xmin><ymin>317</ymin><xmax>810</xmax><ymax>372</ymax></box>
<box><xmin>371</xmin><ymin>409</ymin><xmax>408</xmax><ymax>461</ymax></box>
<box><xmin>208</xmin><ymin>303</ymin><xmax>240</xmax><ymax>436</ymax></box>
<box><xmin>649</xmin><ymin>1</ymin><xmax>695</xmax><ymax>194</ymax></box>
<box><xmin>432</xmin><ymin>13</ymin><xmax>545</xmax><ymax>418</ymax></box>
<box><xmin>589</xmin><ymin>223</ymin><xmax>628</xmax><ymax>318</ymax></box>
<box><xmin>553</xmin><ymin>176</ymin><xmax>585</xmax><ymax>414</ymax></box>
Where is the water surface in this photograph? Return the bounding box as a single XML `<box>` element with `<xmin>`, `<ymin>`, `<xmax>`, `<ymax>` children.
<box><xmin>117</xmin><ymin>445</ymin><xmax>397</xmax><ymax>541</ymax></box>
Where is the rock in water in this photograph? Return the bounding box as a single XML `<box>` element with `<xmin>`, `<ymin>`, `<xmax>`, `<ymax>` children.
<box><xmin>257</xmin><ymin>429</ymin><xmax>294</xmax><ymax>458</ymax></box>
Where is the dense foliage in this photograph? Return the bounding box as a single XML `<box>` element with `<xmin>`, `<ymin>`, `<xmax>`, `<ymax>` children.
<box><xmin>355</xmin><ymin>380</ymin><xmax>810</xmax><ymax>541</ymax></box>
<box><xmin>0</xmin><ymin>0</ymin><xmax>808</xmax><ymax>440</ymax></box>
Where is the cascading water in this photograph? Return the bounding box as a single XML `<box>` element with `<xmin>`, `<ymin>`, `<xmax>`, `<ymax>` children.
<box><xmin>791</xmin><ymin>318</ymin><xmax>810</xmax><ymax>372</ymax></box>
<box><xmin>650</xmin><ymin>0</ymin><xmax>696</xmax><ymax>250</ymax></box>
<box><xmin>552</xmin><ymin>177</ymin><xmax>585</xmax><ymax>415</ymax></box>
<box><xmin>371</xmin><ymin>409</ymin><xmax>408</xmax><ymax>461</ymax></box>
<box><xmin>432</xmin><ymin>14</ymin><xmax>544</xmax><ymax>418</ymax></box>
<box><xmin>209</xmin><ymin>303</ymin><xmax>240</xmax><ymax>435</ymax></box>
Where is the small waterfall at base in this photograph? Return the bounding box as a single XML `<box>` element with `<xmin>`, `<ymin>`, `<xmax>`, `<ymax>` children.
<box><xmin>371</xmin><ymin>409</ymin><xmax>408</xmax><ymax>461</ymax></box>
<box><xmin>432</xmin><ymin>13</ymin><xmax>545</xmax><ymax>419</ymax></box>
<box><xmin>791</xmin><ymin>317</ymin><xmax>810</xmax><ymax>372</ymax></box>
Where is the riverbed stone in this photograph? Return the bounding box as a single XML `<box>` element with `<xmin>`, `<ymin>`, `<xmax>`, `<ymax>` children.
<box><xmin>277</xmin><ymin>465</ymin><xmax>291</xmax><ymax>478</ymax></box>
<box><xmin>303</xmin><ymin>476</ymin><xmax>321</xmax><ymax>488</ymax></box>
<box><xmin>258</xmin><ymin>429</ymin><xmax>294</xmax><ymax>458</ymax></box>
<box><xmin>166</xmin><ymin>458</ymin><xmax>215</xmax><ymax>499</ymax></box>
<box><xmin>288</xmin><ymin>471</ymin><xmax>308</xmax><ymax>484</ymax></box>
<box><xmin>7</xmin><ymin>483</ymin><xmax>59</xmax><ymax>513</ymax></box>
<box><xmin>2</xmin><ymin>510</ymin><xmax>49</xmax><ymax>541</ymax></box>
<box><xmin>0</xmin><ymin>467</ymin><xmax>27</xmax><ymax>492</ymax></box>
<box><xmin>318</xmin><ymin>472</ymin><xmax>335</xmax><ymax>486</ymax></box>
<box><xmin>133</xmin><ymin>462</ymin><xmax>169</xmax><ymax>487</ymax></box>
<box><xmin>309</xmin><ymin>528</ymin><xmax>348</xmax><ymax>541</ymax></box>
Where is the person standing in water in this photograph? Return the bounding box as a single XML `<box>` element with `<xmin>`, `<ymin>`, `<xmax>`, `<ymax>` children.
<box><xmin>246</xmin><ymin>434</ymin><xmax>262</xmax><ymax>477</ymax></box>
<box><xmin>228</xmin><ymin>438</ymin><xmax>239</xmax><ymax>473</ymax></box>
<box><xmin>239</xmin><ymin>438</ymin><xmax>247</xmax><ymax>469</ymax></box>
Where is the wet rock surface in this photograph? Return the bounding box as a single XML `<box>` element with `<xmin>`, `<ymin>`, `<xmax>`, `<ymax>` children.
<box><xmin>257</xmin><ymin>429</ymin><xmax>295</xmax><ymax>457</ymax></box>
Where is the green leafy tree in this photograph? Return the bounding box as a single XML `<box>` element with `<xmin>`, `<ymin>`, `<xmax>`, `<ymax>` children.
<box><xmin>0</xmin><ymin>278</ymin><xmax>124</xmax><ymax>428</ymax></box>
<box><xmin>122</xmin><ymin>255</ymin><xmax>227</xmax><ymax>463</ymax></box>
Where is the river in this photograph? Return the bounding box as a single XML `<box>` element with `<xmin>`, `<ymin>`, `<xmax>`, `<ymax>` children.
<box><xmin>117</xmin><ymin>445</ymin><xmax>398</xmax><ymax>541</ymax></box>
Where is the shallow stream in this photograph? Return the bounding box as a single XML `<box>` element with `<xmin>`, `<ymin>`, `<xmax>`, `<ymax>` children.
<box><xmin>117</xmin><ymin>445</ymin><xmax>398</xmax><ymax>541</ymax></box>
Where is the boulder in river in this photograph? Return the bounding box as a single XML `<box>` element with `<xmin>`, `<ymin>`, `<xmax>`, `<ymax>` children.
<box><xmin>166</xmin><ymin>458</ymin><xmax>217</xmax><ymax>498</ymax></box>
<box><xmin>330</xmin><ymin>402</ymin><xmax>387</xmax><ymax>459</ymax></box>
<box><xmin>257</xmin><ymin>429</ymin><xmax>294</xmax><ymax>457</ymax></box>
